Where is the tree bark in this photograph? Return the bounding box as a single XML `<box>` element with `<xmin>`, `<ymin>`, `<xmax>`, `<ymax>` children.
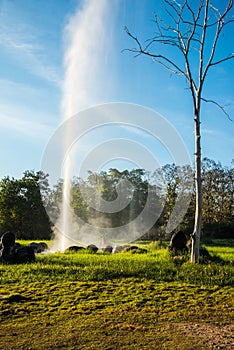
<box><xmin>191</xmin><ymin>109</ymin><xmax>202</xmax><ymax>263</ymax></box>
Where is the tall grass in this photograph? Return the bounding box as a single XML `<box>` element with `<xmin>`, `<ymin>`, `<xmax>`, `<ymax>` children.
<box><xmin>1</xmin><ymin>243</ymin><xmax>233</xmax><ymax>286</ymax></box>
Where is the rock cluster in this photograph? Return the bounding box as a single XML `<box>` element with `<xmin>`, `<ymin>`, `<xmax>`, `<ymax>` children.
<box><xmin>65</xmin><ymin>243</ymin><xmax>148</xmax><ymax>254</ymax></box>
<box><xmin>0</xmin><ymin>231</ymin><xmax>48</xmax><ymax>263</ymax></box>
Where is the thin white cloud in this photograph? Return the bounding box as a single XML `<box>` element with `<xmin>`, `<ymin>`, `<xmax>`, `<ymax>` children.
<box><xmin>0</xmin><ymin>78</ymin><xmax>60</xmax><ymax>108</ymax></box>
<box><xmin>120</xmin><ymin>124</ymin><xmax>151</xmax><ymax>138</ymax></box>
<box><xmin>0</xmin><ymin>112</ymin><xmax>53</xmax><ymax>139</ymax></box>
<box><xmin>0</xmin><ymin>79</ymin><xmax>39</xmax><ymax>97</ymax></box>
<box><xmin>0</xmin><ymin>1</ymin><xmax>61</xmax><ymax>86</ymax></box>
<box><xmin>202</xmin><ymin>129</ymin><xmax>216</xmax><ymax>135</ymax></box>
<box><xmin>0</xmin><ymin>79</ymin><xmax>60</xmax><ymax>127</ymax></box>
<box><xmin>0</xmin><ymin>110</ymin><xmax>54</xmax><ymax>140</ymax></box>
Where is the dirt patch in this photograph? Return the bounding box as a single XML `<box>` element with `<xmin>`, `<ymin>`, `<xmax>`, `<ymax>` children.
<box><xmin>173</xmin><ymin>322</ymin><xmax>234</xmax><ymax>349</ymax></box>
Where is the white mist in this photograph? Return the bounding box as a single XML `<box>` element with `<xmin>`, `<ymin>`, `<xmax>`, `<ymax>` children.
<box><xmin>54</xmin><ymin>0</ymin><xmax>115</xmax><ymax>251</ymax></box>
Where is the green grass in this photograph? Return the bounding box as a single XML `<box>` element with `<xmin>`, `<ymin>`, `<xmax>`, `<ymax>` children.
<box><xmin>1</xmin><ymin>243</ymin><xmax>233</xmax><ymax>286</ymax></box>
<box><xmin>17</xmin><ymin>239</ymin><xmax>51</xmax><ymax>246</ymax></box>
<box><xmin>0</xmin><ymin>240</ymin><xmax>233</xmax><ymax>349</ymax></box>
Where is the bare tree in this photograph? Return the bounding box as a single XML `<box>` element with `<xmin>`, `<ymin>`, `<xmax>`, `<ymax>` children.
<box><xmin>125</xmin><ymin>0</ymin><xmax>234</xmax><ymax>263</ymax></box>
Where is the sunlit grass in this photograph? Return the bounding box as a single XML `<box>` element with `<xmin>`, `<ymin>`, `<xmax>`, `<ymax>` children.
<box><xmin>1</xmin><ymin>242</ymin><xmax>233</xmax><ymax>286</ymax></box>
<box><xmin>0</xmin><ymin>240</ymin><xmax>233</xmax><ymax>349</ymax></box>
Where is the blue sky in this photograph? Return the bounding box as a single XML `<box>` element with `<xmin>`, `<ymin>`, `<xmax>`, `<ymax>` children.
<box><xmin>0</xmin><ymin>0</ymin><xmax>233</xmax><ymax>181</ymax></box>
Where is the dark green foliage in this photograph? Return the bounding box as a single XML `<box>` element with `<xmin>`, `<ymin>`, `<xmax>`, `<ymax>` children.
<box><xmin>203</xmin><ymin>222</ymin><xmax>234</xmax><ymax>239</ymax></box>
<box><xmin>0</xmin><ymin>171</ymin><xmax>52</xmax><ymax>239</ymax></box>
<box><xmin>201</xmin><ymin>158</ymin><xmax>234</xmax><ymax>239</ymax></box>
<box><xmin>0</xmin><ymin>158</ymin><xmax>233</xmax><ymax>241</ymax></box>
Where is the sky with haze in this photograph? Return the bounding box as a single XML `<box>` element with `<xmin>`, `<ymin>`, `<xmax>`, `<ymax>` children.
<box><xmin>0</xmin><ymin>0</ymin><xmax>233</xmax><ymax>181</ymax></box>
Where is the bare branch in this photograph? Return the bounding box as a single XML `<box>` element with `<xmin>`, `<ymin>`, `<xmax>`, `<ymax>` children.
<box><xmin>153</xmin><ymin>13</ymin><xmax>163</xmax><ymax>38</ymax></box>
<box><xmin>161</xmin><ymin>0</ymin><xmax>178</xmax><ymax>25</ymax></box>
<box><xmin>152</xmin><ymin>58</ymin><xmax>184</xmax><ymax>75</ymax></box>
<box><xmin>144</xmin><ymin>35</ymin><xmax>184</xmax><ymax>53</ymax></box>
<box><xmin>210</xmin><ymin>54</ymin><xmax>234</xmax><ymax>66</ymax></box>
<box><xmin>124</xmin><ymin>26</ymin><xmax>144</xmax><ymax>52</ymax></box>
<box><xmin>198</xmin><ymin>0</ymin><xmax>210</xmax><ymax>94</ymax></box>
<box><xmin>209</xmin><ymin>3</ymin><xmax>222</xmax><ymax>19</ymax></box>
<box><xmin>124</xmin><ymin>26</ymin><xmax>187</xmax><ymax>78</ymax></box>
<box><xmin>222</xmin><ymin>18</ymin><xmax>234</xmax><ymax>27</ymax></box>
<box><xmin>125</xmin><ymin>0</ymin><xmax>233</xmax><ymax>117</ymax></box>
<box><xmin>201</xmin><ymin>97</ymin><xmax>233</xmax><ymax>121</ymax></box>
<box><xmin>139</xmin><ymin>51</ymin><xmax>187</xmax><ymax>77</ymax></box>
<box><xmin>202</xmin><ymin>1</ymin><xmax>234</xmax><ymax>82</ymax></box>
<box><xmin>175</xmin><ymin>1</ymin><xmax>204</xmax><ymax>100</ymax></box>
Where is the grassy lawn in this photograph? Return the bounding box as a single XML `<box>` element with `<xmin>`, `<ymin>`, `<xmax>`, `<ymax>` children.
<box><xmin>0</xmin><ymin>240</ymin><xmax>233</xmax><ymax>349</ymax></box>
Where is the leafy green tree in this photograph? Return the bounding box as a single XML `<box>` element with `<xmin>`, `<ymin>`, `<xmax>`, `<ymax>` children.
<box><xmin>46</xmin><ymin>160</ymin><xmax>233</xmax><ymax>242</ymax></box>
<box><xmin>71</xmin><ymin>177</ymin><xmax>89</xmax><ymax>222</ymax></box>
<box><xmin>202</xmin><ymin>158</ymin><xmax>234</xmax><ymax>237</ymax></box>
<box><xmin>44</xmin><ymin>178</ymin><xmax>63</xmax><ymax>226</ymax></box>
<box><xmin>0</xmin><ymin>171</ymin><xmax>52</xmax><ymax>239</ymax></box>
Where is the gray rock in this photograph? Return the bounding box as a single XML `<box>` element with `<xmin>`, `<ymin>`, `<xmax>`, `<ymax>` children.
<box><xmin>102</xmin><ymin>245</ymin><xmax>113</xmax><ymax>253</ymax></box>
<box><xmin>112</xmin><ymin>245</ymin><xmax>124</xmax><ymax>253</ymax></box>
<box><xmin>168</xmin><ymin>230</ymin><xmax>188</xmax><ymax>255</ymax></box>
<box><xmin>66</xmin><ymin>245</ymin><xmax>85</xmax><ymax>253</ymax></box>
<box><xmin>86</xmin><ymin>244</ymin><xmax>99</xmax><ymax>253</ymax></box>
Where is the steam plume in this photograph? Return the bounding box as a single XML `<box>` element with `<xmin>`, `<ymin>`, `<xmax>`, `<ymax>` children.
<box><xmin>53</xmin><ymin>0</ymin><xmax>115</xmax><ymax>251</ymax></box>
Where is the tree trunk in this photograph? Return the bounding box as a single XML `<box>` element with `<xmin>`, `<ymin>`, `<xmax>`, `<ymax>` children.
<box><xmin>191</xmin><ymin>110</ymin><xmax>202</xmax><ymax>263</ymax></box>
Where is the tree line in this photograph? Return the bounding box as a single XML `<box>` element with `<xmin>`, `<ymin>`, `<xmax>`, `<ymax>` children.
<box><xmin>0</xmin><ymin>158</ymin><xmax>233</xmax><ymax>241</ymax></box>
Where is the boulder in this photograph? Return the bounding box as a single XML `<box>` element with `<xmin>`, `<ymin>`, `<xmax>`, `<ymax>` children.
<box><xmin>15</xmin><ymin>246</ymin><xmax>35</xmax><ymax>263</ymax></box>
<box><xmin>112</xmin><ymin>245</ymin><xmax>124</xmax><ymax>254</ymax></box>
<box><xmin>124</xmin><ymin>245</ymin><xmax>148</xmax><ymax>254</ymax></box>
<box><xmin>86</xmin><ymin>244</ymin><xmax>98</xmax><ymax>253</ymax></box>
<box><xmin>0</xmin><ymin>231</ymin><xmax>16</xmax><ymax>263</ymax></box>
<box><xmin>14</xmin><ymin>242</ymin><xmax>22</xmax><ymax>250</ymax></box>
<box><xmin>66</xmin><ymin>246</ymin><xmax>85</xmax><ymax>253</ymax></box>
<box><xmin>102</xmin><ymin>245</ymin><xmax>113</xmax><ymax>253</ymax></box>
<box><xmin>124</xmin><ymin>245</ymin><xmax>139</xmax><ymax>252</ymax></box>
<box><xmin>0</xmin><ymin>231</ymin><xmax>35</xmax><ymax>264</ymax></box>
<box><xmin>29</xmin><ymin>242</ymin><xmax>41</xmax><ymax>253</ymax></box>
<box><xmin>38</xmin><ymin>242</ymin><xmax>48</xmax><ymax>252</ymax></box>
<box><xmin>1</xmin><ymin>231</ymin><xmax>15</xmax><ymax>248</ymax></box>
<box><xmin>168</xmin><ymin>230</ymin><xmax>188</xmax><ymax>255</ymax></box>
<box><xmin>29</xmin><ymin>242</ymin><xmax>48</xmax><ymax>253</ymax></box>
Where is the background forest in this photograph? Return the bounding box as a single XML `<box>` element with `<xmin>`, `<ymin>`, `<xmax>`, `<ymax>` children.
<box><xmin>0</xmin><ymin>157</ymin><xmax>233</xmax><ymax>241</ymax></box>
